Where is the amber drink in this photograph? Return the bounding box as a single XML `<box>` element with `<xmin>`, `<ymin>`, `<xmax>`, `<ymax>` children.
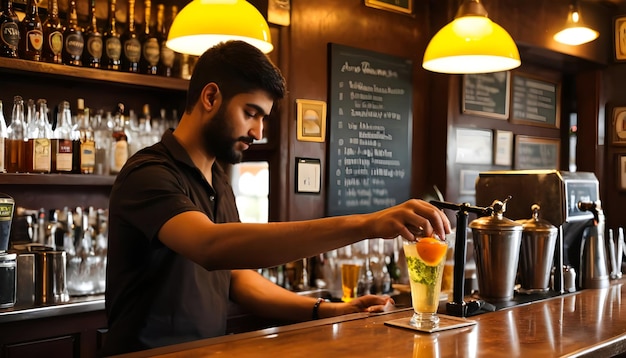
<box><xmin>403</xmin><ymin>236</ymin><xmax>448</xmax><ymax>328</ymax></box>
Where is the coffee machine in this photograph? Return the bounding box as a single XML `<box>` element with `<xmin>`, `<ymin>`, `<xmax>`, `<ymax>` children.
<box><xmin>475</xmin><ymin>170</ymin><xmax>599</xmax><ymax>293</ymax></box>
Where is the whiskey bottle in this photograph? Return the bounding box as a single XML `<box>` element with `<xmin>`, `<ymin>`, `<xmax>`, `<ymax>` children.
<box><xmin>62</xmin><ymin>0</ymin><xmax>84</xmax><ymax>66</ymax></box>
<box><xmin>102</xmin><ymin>0</ymin><xmax>121</xmax><ymax>70</ymax></box>
<box><xmin>41</xmin><ymin>0</ymin><xmax>63</xmax><ymax>64</ymax></box>
<box><xmin>78</xmin><ymin>107</ymin><xmax>95</xmax><ymax>174</ymax></box>
<box><xmin>0</xmin><ymin>100</ymin><xmax>7</xmax><ymax>172</ymax></box>
<box><xmin>51</xmin><ymin>101</ymin><xmax>75</xmax><ymax>173</ymax></box>
<box><xmin>5</xmin><ymin>96</ymin><xmax>25</xmax><ymax>173</ymax></box>
<box><xmin>110</xmin><ymin>103</ymin><xmax>128</xmax><ymax>174</ymax></box>
<box><xmin>156</xmin><ymin>4</ymin><xmax>174</xmax><ymax>77</ymax></box>
<box><xmin>83</xmin><ymin>0</ymin><xmax>103</xmax><ymax>68</ymax></box>
<box><xmin>0</xmin><ymin>0</ymin><xmax>20</xmax><ymax>58</ymax></box>
<box><xmin>25</xmin><ymin>99</ymin><xmax>52</xmax><ymax>173</ymax></box>
<box><xmin>18</xmin><ymin>0</ymin><xmax>43</xmax><ymax>61</ymax></box>
<box><xmin>120</xmin><ymin>0</ymin><xmax>140</xmax><ymax>73</ymax></box>
<box><xmin>139</xmin><ymin>0</ymin><xmax>158</xmax><ymax>74</ymax></box>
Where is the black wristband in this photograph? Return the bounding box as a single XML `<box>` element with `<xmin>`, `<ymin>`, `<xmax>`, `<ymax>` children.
<box><xmin>312</xmin><ymin>298</ymin><xmax>325</xmax><ymax>320</ymax></box>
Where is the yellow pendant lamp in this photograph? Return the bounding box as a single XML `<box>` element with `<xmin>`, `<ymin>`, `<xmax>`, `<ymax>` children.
<box><xmin>423</xmin><ymin>0</ymin><xmax>521</xmax><ymax>74</ymax></box>
<box><xmin>553</xmin><ymin>1</ymin><xmax>598</xmax><ymax>46</ymax></box>
<box><xmin>166</xmin><ymin>0</ymin><xmax>274</xmax><ymax>56</ymax></box>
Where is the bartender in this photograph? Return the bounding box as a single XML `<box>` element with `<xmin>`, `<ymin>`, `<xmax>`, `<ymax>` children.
<box><xmin>103</xmin><ymin>41</ymin><xmax>451</xmax><ymax>355</ymax></box>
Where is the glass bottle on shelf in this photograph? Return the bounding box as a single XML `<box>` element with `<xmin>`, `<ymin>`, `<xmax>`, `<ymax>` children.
<box><xmin>0</xmin><ymin>0</ymin><xmax>20</xmax><ymax>58</ymax></box>
<box><xmin>5</xmin><ymin>95</ymin><xmax>25</xmax><ymax>173</ymax></box>
<box><xmin>83</xmin><ymin>0</ymin><xmax>103</xmax><ymax>68</ymax></box>
<box><xmin>110</xmin><ymin>103</ymin><xmax>128</xmax><ymax>174</ymax></box>
<box><xmin>18</xmin><ymin>0</ymin><xmax>42</xmax><ymax>61</ymax></box>
<box><xmin>121</xmin><ymin>0</ymin><xmax>140</xmax><ymax>73</ymax></box>
<box><xmin>140</xmin><ymin>0</ymin><xmax>159</xmax><ymax>75</ymax></box>
<box><xmin>41</xmin><ymin>0</ymin><xmax>63</xmax><ymax>64</ymax></box>
<box><xmin>78</xmin><ymin>107</ymin><xmax>96</xmax><ymax>174</ymax></box>
<box><xmin>93</xmin><ymin>110</ymin><xmax>110</xmax><ymax>175</ymax></box>
<box><xmin>25</xmin><ymin>99</ymin><xmax>52</xmax><ymax>173</ymax></box>
<box><xmin>51</xmin><ymin>101</ymin><xmax>75</xmax><ymax>173</ymax></box>
<box><xmin>157</xmin><ymin>4</ymin><xmax>174</xmax><ymax>77</ymax></box>
<box><xmin>0</xmin><ymin>100</ymin><xmax>7</xmax><ymax>172</ymax></box>
<box><xmin>102</xmin><ymin>0</ymin><xmax>121</xmax><ymax>71</ymax></box>
<box><xmin>62</xmin><ymin>0</ymin><xmax>84</xmax><ymax>66</ymax></box>
<box><xmin>24</xmin><ymin>98</ymin><xmax>36</xmax><ymax>136</ymax></box>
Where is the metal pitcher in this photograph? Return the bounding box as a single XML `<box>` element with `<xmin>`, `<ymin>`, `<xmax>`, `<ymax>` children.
<box><xmin>469</xmin><ymin>198</ymin><xmax>522</xmax><ymax>301</ymax></box>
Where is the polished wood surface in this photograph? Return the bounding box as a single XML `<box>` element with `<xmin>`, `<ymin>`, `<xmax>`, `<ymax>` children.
<box><xmin>115</xmin><ymin>280</ymin><xmax>626</xmax><ymax>358</ymax></box>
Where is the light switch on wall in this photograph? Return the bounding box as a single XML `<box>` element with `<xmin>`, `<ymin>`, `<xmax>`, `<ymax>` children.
<box><xmin>296</xmin><ymin>158</ymin><xmax>321</xmax><ymax>193</ymax></box>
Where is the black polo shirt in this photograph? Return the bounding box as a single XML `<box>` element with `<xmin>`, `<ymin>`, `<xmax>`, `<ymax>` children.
<box><xmin>103</xmin><ymin>129</ymin><xmax>240</xmax><ymax>355</ymax></box>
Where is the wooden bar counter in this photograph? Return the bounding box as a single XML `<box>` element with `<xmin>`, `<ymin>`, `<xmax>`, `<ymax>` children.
<box><xmin>115</xmin><ymin>281</ymin><xmax>626</xmax><ymax>358</ymax></box>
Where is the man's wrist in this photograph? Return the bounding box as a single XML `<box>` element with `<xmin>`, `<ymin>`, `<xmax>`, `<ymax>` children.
<box><xmin>312</xmin><ymin>298</ymin><xmax>328</xmax><ymax>320</ymax></box>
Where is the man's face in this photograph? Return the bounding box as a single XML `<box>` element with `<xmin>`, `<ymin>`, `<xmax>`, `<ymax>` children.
<box><xmin>202</xmin><ymin>90</ymin><xmax>273</xmax><ymax>164</ymax></box>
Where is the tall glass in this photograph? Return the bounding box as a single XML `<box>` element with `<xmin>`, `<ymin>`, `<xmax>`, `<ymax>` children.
<box><xmin>341</xmin><ymin>260</ymin><xmax>362</xmax><ymax>302</ymax></box>
<box><xmin>403</xmin><ymin>234</ymin><xmax>448</xmax><ymax>329</ymax></box>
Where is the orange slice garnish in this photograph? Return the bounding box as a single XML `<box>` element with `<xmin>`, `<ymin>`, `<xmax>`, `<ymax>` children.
<box><xmin>416</xmin><ymin>237</ymin><xmax>447</xmax><ymax>266</ymax></box>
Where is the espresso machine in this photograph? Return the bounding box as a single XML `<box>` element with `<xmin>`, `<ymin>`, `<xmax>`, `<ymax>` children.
<box><xmin>475</xmin><ymin>170</ymin><xmax>600</xmax><ymax>293</ymax></box>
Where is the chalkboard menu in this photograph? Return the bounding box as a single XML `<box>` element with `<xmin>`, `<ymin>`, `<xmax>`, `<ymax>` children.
<box><xmin>327</xmin><ymin>43</ymin><xmax>413</xmax><ymax>216</ymax></box>
<box><xmin>462</xmin><ymin>71</ymin><xmax>510</xmax><ymax>119</ymax></box>
<box><xmin>512</xmin><ymin>74</ymin><xmax>560</xmax><ymax>128</ymax></box>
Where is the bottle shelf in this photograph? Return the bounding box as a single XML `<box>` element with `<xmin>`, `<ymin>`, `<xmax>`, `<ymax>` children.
<box><xmin>0</xmin><ymin>57</ymin><xmax>189</xmax><ymax>92</ymax></box>
<box><xmin>0</xmin><ymin>173</ymin><xmax>116</xmax><ymax>186</ymax></box>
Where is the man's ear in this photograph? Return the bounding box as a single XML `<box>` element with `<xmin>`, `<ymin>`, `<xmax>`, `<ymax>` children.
<box><xmin>201</xmin><ymin>83</ymin><xmax>221</xmax><ymax>111</ymax></box>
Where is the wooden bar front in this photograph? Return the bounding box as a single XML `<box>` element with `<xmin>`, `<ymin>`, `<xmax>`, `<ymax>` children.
<box><xmin>114</xmin><ymin>280</ymin><xmax>626</xmax><ymax>357</ymax></box>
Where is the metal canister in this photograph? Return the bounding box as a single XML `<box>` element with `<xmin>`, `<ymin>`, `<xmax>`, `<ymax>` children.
<box><xmin>469</xmin><ymin>199</ymin><xmax>522</xmax><ymax>301</ymax></box>
<box><xmin>516</xmin><ymin>204</ymin><xmax>558</xmax><ymax>293</ymax></box>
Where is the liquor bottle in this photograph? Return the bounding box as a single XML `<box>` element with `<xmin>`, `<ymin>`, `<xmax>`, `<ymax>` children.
<box><xmin>110</xmin><ymin>103</ymin><xmax>128</xmax><ymax>174</ymax></box>
<box><xmin>41</xmin><ymin>0</ymin><xmax>63</xmax><ymax>64</ymax></box>
<box><xmin>25</xmin><ymin>99</ymin><xmax>52</xmax><ymax>173</ymax></box>
<box><xmin>5</xmin><ymin>96</ymin><xmax>25</xmax><ymax>173</ymax></box>
<box><xmin>83</xmin><ymin>0</ymin><xmax>103</xmax><ymax>68</ymax></box>
<box><xmin>0</xmin><ymin>0</ymin><xmax>20</xmax><ymax>58</ymax></box>
<box><xmin>18</xmin><ymin>0</ymin><xmax>43</xmax><ymax>61</ymax></box>
<box><xmin>93</xmin><ymin>110</ymin><xmax>110</xmax><ymax>175</ymax></box>
<box><xmin>0</xmin><ymin>100</ymin><xmax>7</xmax><ymax>172</ymax></box>
<box><xmin>71</xmin><ymin>98</ymin><xmax>84</xmax><ymax>173</ymax></box>
<box><xmin>78</xmin><ymin>107</ymin><xmax>95</xmax><ymax>174</ymax></box>
<box><xmin>51</xmin><ymin>101</ymin><xmax>75</xmax><ymax>173</ymax></box>
<box><xmin>120</xmin><ymin>0</ymin><xmax>140</xmax><ymax>73</ymax></box>
<box><xmin>140</xmin><ymin>0</ymin><xmax>158</xmax><ymax>75</ymax></box>
<box><xmin>62</xmin><ymin>0</ymin><xmax>84</xmax><ymax>66</ymax></box>
<box><xmin>102</xmin><ymin>0</ymin><xmax>121</xmax><ymax>70</ymax></box>
<box><xmin>156</xmin><ymin>4</ymin><xmax>174</xmax><ymax>77</ymax></box>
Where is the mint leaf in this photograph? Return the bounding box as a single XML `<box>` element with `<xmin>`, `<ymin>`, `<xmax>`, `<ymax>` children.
<box><xmin>406</xmin><ymin>256</ymin><xmax>440</xmax><ymax>286</ymax></box>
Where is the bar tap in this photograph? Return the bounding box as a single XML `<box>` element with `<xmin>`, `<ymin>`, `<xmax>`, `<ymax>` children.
<box><xmin>429</xmin><ymin>199</ymin><xmax>496</xmax><ymax>317</ymax></box>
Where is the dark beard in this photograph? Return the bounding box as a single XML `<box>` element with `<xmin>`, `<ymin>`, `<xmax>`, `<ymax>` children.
<box><xmin>202</xmin><ymin>104</ymin><xmax>247</xmax><ymax>164</ymax></box>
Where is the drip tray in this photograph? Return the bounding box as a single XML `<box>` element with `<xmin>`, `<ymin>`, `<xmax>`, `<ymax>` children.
<box><xmin>440</xmin><ymin>290</ymin><xmax>565</xmax><ymax>317</ymax></box>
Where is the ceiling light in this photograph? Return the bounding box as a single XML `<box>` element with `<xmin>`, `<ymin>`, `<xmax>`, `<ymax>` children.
<box><xmin>553</xmin><ymin>1</ymin><xmax>599</xmax><ymax>46</ymax></box>
<box><xmin>166</xmin><ymin>0</ymin><xmax>273</xmax><ymax>56</ymax></box>
<box><xmin>422</xmin><ymin>0</ymin><xmax>521</xmax><ymax>74</ymax></box>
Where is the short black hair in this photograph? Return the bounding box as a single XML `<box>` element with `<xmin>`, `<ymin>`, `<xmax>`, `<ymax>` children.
<box><xmin>185</xmin><ymin>41</ymin><xmax>286</xmax><ymax>114</ymax></box>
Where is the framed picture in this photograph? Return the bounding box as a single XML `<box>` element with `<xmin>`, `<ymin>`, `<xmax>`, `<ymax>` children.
<box><xmin>611</xmin><ymin>106</ymin><xmax>626</xmax><ymax>145</ymax></box>
<box><xmin>364</xmin><ymin>0</ymin><xmax>413</xmax><ymax>15</ymax></box>
<box><xmin>295</xmin><ymin>157</ymin><xmax>321</xmax><ymax>194</ymax></box>
<box><xmin>455</xmin><ymin>128</ymin><xmax>493</xmax><ymax>165</ymax></box>
<box><xmin>514</xmin><ymin>136</ymin><xmax>560</xmax><ymax>170</ymax></box>
<box><xmin>614</xmin><ymin>16</ymin><xmax>626</xmax><ymax>62</ymax></box>
<box><xmin>462</xmin><ymin>71</ymin><xmax>510</xmax><ymax>120</ymax></box>
<box><xmin>460</xmin><ymin>170</ymin><xmax>480</xmax><ymax>195</ymax></box>
<box><xmin>618</xmin><ymin>154</ymin><xmax>626</xmax><ymax>191</ymax></box>
<box><xmin>511</xmin><ymin>73</ymin><xmax>560</xmax><ymax>129</ymax></box>
<box><xmin>296</xmin><ymin>99</ymin><xmax>327</xmax><ymax>142</ymax></box>
<box><xmin>494</xmin><ymin>130</ymin><xmax>513</xmax><ymax>166</ymax></box>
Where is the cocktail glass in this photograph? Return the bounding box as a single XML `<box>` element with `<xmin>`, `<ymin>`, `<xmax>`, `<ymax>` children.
<box><xmin>403</xmin><ymin>235</ymin><xmax>448</xmax><ymax>329</ymax></box>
